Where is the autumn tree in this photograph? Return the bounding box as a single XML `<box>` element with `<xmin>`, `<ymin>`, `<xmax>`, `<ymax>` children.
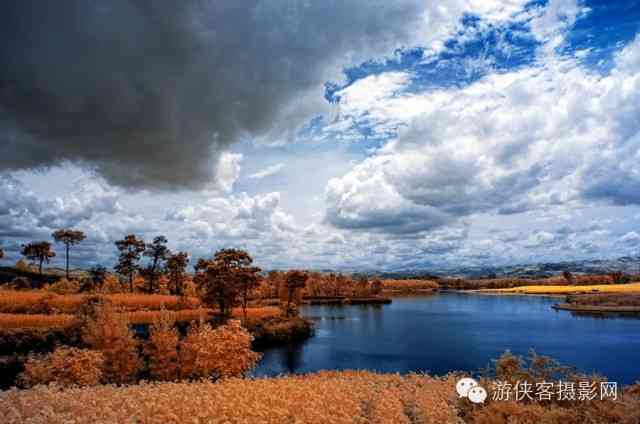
<box><xmin>179</xmin><ymin>319</ymin><xmax>261</xmax><ymax>380</ymax></box>
<box><xmin>354</xmin><ymin>275</ymin><xmax>370</xmax><ymax>297</ymax></box>
<box><xmin>238</xmin><ymin>266</ymin><xmax>261</xmax><ymax>323</ymax></box>
<box><xmin>114</xmin><ymin>234</ymin><xmax>146</xmax><ymax>292</ymax></box>
<box><xmin>266</xmin><ymin>270</ymin><xmax>284</xmax><ymax>298</ymax></box>
<box><xmin>192</xmin><ymin>257</ymin><xmax>211</xmax><ymax>295</ymax></box>
<box><xmin>88</xmin><ymin>265</ymin><xmax>107</xmax><ymax>291</ymax></box>
<box><xmin>52</xmin><ymin>229</ymin><xmax>86</xmax><ymax>279</ymax></box>
<box><xmin>143</xmin><ymin>235</ymin><xmax>169</xmax><ymax>293</ymax></box>
<box><xmin>334</xmin><ymin>273</ymin><xmax>347</xmax><ymax>297</ymax></box>
<box><xmin>166</xmin><ymin>251</ymin><xmax>189</xmax><ymax>296</ymax></box>
<box><xmin>371</xmin><ymin>277</ymin><xmax>383</xmax><ymax>296</ymax></box>
<box><xmin>20</xmin><ymin>346</ymin><xmax>104</xmax><ymax>388</ymax></box>
<box><xmin>562</xmin><ymin>270</ymin><xmax>576</xmax><ymax>285</ymax></box>
<box><xmin>21</xmin><ymin>241</ymin><xmax>55</xmax><ymax>279</ymax></box>
<box><xmin>82</xmin><ymin>303</ymin><xmax>141</xmax><ymax>384</ymax></box>
<box><xmin>144</xmin><ymin>310</ymin><xmax>179</xmax><ymax>381</ymax></box>
<box><xmin>202</xmin><ymin>249</ymin><xmax>260</xmax><ymax>321</ymax></box>
<box><xmin>610</xmin><ymin>271</ymin><xmax>629</xmax><ymax>285</ymax></box>
<box><xmin>282</xmin><ymin>270</ymin><xmax>308</xmax><ymax>318</ymax></box>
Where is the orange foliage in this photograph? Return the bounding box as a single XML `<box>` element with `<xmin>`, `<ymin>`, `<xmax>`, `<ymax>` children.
<box><xmin>82</xmin><ymin>304</ymin><xmax>141</xmax><ymax>384</ymax></box>
<box><xmin>178</xmin><ymin>319</ymin><xmax>261</xmax><ymax>380</ymax></box>
<box><xmin>43</xmin><ymin>277</ymin><xmax>81</xmax><ymax>294</ymax></box>
<box><xmin>231</xmin><ymin>306</ymin><xmax>280</xmax><ymax>320</ymax></box>
<box><xmin>105</xmin><ymin>293</ymin><xmax>201</xmax><ymax>310</ymax></box>
<box><xmin>461</xmin><ymin>351</ymin><xmax>640</xmax><ymax>424</ymax></box>
<box><xmin>0</xmin><ymin>371</ymin><xmax>459</xmax><ymax>423</ymax></box>
<box><xmin>0</xmin><ymin>290</ymin><xmax>200</xmax><ymax>314</ymax></box>
<box><xmin>124</xmin><ymin>308</ymin><xmax>213</xmax><ymax>325</ymax></box>
<box><xmin>19</xmin><ymin>346</ymin><xmax>103</xmax><ymax>388</ymax></box>
<box><xmin>144</xmin><ymin>310</ymin><xmax>180</xmax><ymax>381</ymax></box>
<box><xmin>0</xmin><ymin>306</ymin><xmax>280</xmax><ymax>330</ymax></box>
<box><xmin>381</xmin><ymin>279</ymin><xmax>439</xmax><ymax>292</ymax></box>
<box><xmin>0</xmin><ymin>313</ymin><xmax>76</xmax><ymax>329</ymax></box>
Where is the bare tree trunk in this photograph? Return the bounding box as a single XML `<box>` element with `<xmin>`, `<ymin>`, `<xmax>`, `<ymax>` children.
<box><xmin>129</xmin><ymin>272</ymin><xmax>134</xmax><ymax>292</ymax></box>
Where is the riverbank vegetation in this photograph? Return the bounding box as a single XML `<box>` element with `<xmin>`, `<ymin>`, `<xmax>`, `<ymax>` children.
<box><xmin>479</xmin><ymin>282</ymin><xmax>640</xmax><ymax>295</ymax></box>
<box><xmin>442</xmin><ymin>271</ymin><xmax>640</xmax><ymax>291</ymax></box>
<box><xmin>0</xmin><ymin>230</ymin><xmax>319</xmax><ymax>390</ymax></box>
<box><xmin>552</xmin><ymin>293</ymin><xmax>640</xmax><ymax>313</ymax></box>
<box><xmin>2</xmin><ymin>351</ymin><xmax>639</xmax><ymax>423</ymax></box>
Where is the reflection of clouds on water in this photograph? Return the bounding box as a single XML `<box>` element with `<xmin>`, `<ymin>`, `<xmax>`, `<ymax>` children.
<box><xmin>315</xmin><ymin>329</ymin><xmax>330</xmax><ymax>338</ymax></box>
<box><xmin>305</xmin><ymin>316</ymin><xmax>359</xmax><ymax>321</ymax></box>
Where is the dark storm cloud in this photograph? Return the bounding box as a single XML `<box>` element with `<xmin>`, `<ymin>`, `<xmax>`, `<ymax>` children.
<box><xmin>0</xmin><ymin>0</ymin><xmax>426</xmax><ymax>189</ymax></box>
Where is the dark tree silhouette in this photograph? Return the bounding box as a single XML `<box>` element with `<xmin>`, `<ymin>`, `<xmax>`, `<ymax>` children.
<box><xmin>0</xmin><ymin>246</ymin><xmax>4</xmax><ymax>261</ymax></box>
<box><xmin>238</xmin><ymin>265</ymin><xmax>261</xmax><ymax>323</ymax></box>
<box><xmin>562</xmin><ymin>270</ymin><xmax>576</xmax><ymax>285</ymax></box>
<box><xmin>21</xmin><ymin>241</ymin><xmax>55</xmax><ymax>279</ymax></box>
<box><xmin>371</xmin><ymin>277</ymin><xmax>383</xmax><ymax>296</ymax></box>
<box><xmin>166</xmin><ymin>251</ymin><xmax>189</xmax><ymax>296</ymax></box>
<box><xmin>114</xmin><ymin>234</ymin><xmax>146</xmax><ymax>292</ymax></box>
<box><xmin>143</xmin><ymin>236</ymin><xmax>169</xmax><ymax>293</ymax></box>
<box><xmin>283</xmin><ymin>270</ymin><xmax>308</xmax><ymax>317</ymax></box>
<box><xmin>52</xmin><ymin>229</ymin><xmax>86</xmax><ymax>279</ymax></box>
<box><xmin>88</xmin><ymin>265</ymin><xmax>107</xmax><ymax>291</ymax></box>
<box><xmin>193</xmin><ymin>257</ymin><xmax>211</xmax><ymax>291</ymax></box>
<box><xmin>202</xmin><ymin>249</ymin><xmax>260</xmax><ymax>321</ymax></box>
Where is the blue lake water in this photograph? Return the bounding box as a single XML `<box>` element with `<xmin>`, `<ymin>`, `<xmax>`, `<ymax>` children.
<box><xmin>254</xmin><ymin>292</ymin><xmax>640</xmax><ymax>385</ymax></box>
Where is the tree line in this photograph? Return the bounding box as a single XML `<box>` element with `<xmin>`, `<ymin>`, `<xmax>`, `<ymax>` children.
<box><xmin>6</xmin><ymin>229</ymin><xmax>312</xmax><ymax>322</ymax></box>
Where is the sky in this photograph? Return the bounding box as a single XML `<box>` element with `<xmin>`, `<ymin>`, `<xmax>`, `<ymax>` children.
<box><xmin>1</xmin><ymin>0</ymin><xmax>640</xmax><ymax>272</ymax></box>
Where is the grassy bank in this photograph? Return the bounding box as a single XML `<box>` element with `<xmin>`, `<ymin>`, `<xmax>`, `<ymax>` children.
<box><xmin>1</xmin><ymin>371</ymin><xmax>458</xmax><ymax>423</ymax></box>
<box><xmin>552</xmin><ymin>293</ymin><xmax>640</xmax><ymax>313</ymax></box>
<box><xmin>302</xmin><ymin>296</ymin><xmax>392</xmax><ymax>305</ymax></box>
<box><xmin>477</xmin><ymin>282</ymin><xmax>640</xmax><ymax>295</ymax></box>
<box><xmin>2</xmin><ymin>367</ymin><xmax>639</xmax><ymax>423</ymax></box>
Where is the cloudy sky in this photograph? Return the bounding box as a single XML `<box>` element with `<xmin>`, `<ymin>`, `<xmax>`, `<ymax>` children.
<box><xmin>1</xmin><ymin>0</ymin><xmax>640</xmax><ymax>272</ymax></box>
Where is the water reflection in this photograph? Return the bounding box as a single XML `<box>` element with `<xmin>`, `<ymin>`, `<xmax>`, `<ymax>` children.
<box><xmin>254</xmin><ymin>293</ymin><xmax>640</xmax><ymax>385</ymax></box>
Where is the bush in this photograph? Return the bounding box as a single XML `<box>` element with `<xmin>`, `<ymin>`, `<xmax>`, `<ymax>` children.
<box><xmin>144</xmin><ymin>310</ymin><xmax>180</xmax><ymax>381</ymax></box>
<box><xmin>82</xmin><ymin>303</ymin><xmax>142</xmax><ymax>384</ymax></box>
<box><xmin>461</xmin><ymin>350</ymin><xmax>640</xmax><ymax>424</ymax></box>
<box><xmin>45</xmin><ymin>278</ymin><xmax>80</xmax><ymax>295</ymax></box>
<box><xmin>179</xmin><ymin>319</ymin><xmax>261</xmax><ymax>380</ymax></box>
<box><xmin>19</xmin><ymin>346</ymin><xmax>104</xmax><ymax>388</ymax></box>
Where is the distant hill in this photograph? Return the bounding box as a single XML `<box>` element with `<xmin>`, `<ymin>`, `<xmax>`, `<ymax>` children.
<box><xmin>294</xmin><ymin>255</ymin><xmax>640</xmax><ymax>280</ymax></box>
<box><xmin>372</xmin><ymin>256</ymin><xmax>640</xmax><ymax>279</ymax></box>
<box><xmin>0</xmin><ymin>266</ymin><xmax>89</xmax><ymax>286</ymax></box>
<box><xmin>0</xmin><ymin>266</ymin><xmax>59</xmax><ymax>286</ymax></box>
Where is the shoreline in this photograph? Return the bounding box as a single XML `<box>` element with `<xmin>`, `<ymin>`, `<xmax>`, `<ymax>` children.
<box><xmin>450</xmin><ymin>289</ymin><xmax>566</xmax><ymax>298</ymax></box>
<box><xmin>552</xmin><ymin>303</ymin><xmax>640</xmax><ymax>313</ymax></box>
<box><xmin>302</xmin><ymin>296</ymin><xmax>392</xmax><ymax>305</ymax></box>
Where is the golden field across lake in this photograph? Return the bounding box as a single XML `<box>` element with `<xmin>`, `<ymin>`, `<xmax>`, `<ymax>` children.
<box><xmin>477</xmin><ymin>282</ymin><xmax>640</xmax><ymax>295</ymax></box>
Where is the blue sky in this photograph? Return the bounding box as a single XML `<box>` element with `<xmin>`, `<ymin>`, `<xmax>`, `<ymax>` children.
<box><xmin>1</xmin><ymin>0</ymin><xmax>640</xmax><ymax>272</ymax></box>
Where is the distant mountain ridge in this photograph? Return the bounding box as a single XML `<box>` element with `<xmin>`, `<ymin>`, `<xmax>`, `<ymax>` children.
<box><xmin>372</xmin><ymin>256</ymin><xmax>640</xmax><ymax>280</ymax></box>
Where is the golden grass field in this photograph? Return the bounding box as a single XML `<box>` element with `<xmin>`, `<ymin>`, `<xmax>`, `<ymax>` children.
<box><xmin>0</xmin><ymin>306</ymin><xmax>282</xmax><ymax>329</ymax></box>
<box><xmin>0</xmin><ymin>370</ymin><xmax>458</xmax><ymax>423</ymax></box>
<box><xmin>0</xmin><ymin>290</ymin><xmax>201</xmax><ymax>314</ymax></box>
<box><xmin>480</xmin><ymin>282</ymin><xmax>640</xmax><ymax>295</ymax></box>
<box><xmin>0</xmin><ymin>313</ymin><xmax>77</xmax><ymax>329</ymax></box>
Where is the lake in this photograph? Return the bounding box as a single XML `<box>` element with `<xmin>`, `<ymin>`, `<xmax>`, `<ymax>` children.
<box><xmin>254</xmin><ymin>292</ymin><xmax>640</xmax><ymax>385</ymax></box>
